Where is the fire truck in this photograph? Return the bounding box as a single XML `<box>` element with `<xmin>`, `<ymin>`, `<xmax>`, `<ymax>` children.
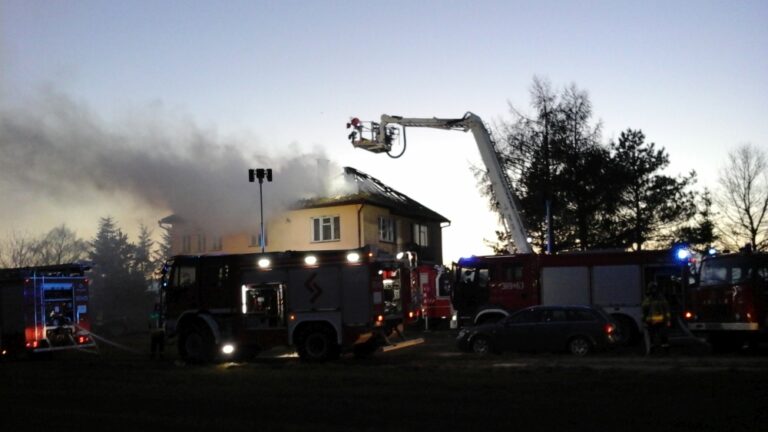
<box><xmin>0</xmin><ymin>264</ymin><xmax>95</xmax><ymax>358</ymax></box>
<box><xmin>161</xmin><ymin>246</ymin><xmax>420</xmax><ymax>362</ymax></box>
<box><xmin>349</xmin><ymin>112</ymin><xmax>691</xmax><ymax>343</ymax></box>
<box><xmin>451</xmin><ymin>250</ymin><xmax>691</xmax><ymax>342</ymax></box>
<box><xmin>411</xmin><ymin>264</ymin><xmax>453</xmax><ymax>329</ymax></box>
<box><xmin>686</xmin><ymin>250</ymin><xmax>768</xmax><ymax>351</ymax></box>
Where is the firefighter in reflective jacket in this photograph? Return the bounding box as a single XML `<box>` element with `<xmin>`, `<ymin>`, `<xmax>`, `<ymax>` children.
<box><xmin>642</xmin><ymin>282</ymin><xmax>671</xmax><ymax>354</ymax></box>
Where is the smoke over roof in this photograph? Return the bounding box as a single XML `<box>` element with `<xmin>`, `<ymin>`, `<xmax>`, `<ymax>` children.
<box><xmin>0</xmin><ymin>89</ymin><xmax>353</xmax><ymax>236</ymax></box>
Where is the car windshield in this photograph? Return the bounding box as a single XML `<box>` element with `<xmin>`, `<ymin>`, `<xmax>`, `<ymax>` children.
<box><xmin>699</xmin><ymin>257</ymin><xmax>752</xmax><ymax>286</ymax></box>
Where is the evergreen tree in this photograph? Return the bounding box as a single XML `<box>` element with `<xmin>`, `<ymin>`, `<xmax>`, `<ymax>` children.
<box><xmin>673</xmin><ymin>189</ymin><xmax>718</xmax><ymax>253</ymax></box>
<box><xmin>88</xmin><ymin>216</ymin><xmax>150</xmax><ymax>331</ymax></box>
<box><xmin>608</xmin><ymin>129</ymin><xmax>697</xmax><ymax>250</ymax></box>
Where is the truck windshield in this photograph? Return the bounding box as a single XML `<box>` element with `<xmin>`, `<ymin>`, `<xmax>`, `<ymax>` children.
<box><xmin>699</xmin><ymin>257</ymin><xmax>752</xmax><ymax>287</ymax></box>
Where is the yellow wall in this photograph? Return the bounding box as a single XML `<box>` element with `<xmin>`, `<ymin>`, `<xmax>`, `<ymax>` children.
<box><xmin>165</xmin><ymin>202</ymin><xmax>444</xmax><ymax>262</ymax></box>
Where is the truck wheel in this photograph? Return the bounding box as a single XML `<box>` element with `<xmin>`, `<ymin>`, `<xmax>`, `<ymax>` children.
<box><xmin>297</xmin><ymin>325</ymin><xmax>339</xmax><ymax>362</ymax></box>
<box><xmin>178</xmin><ymin>322</ymin><xmax>215</xmax><ymax>363</ymax></box>
<box><xmin>568</xmin><ymin>336</ymin><xmax>592</xmax><ymax>356</ymax></box>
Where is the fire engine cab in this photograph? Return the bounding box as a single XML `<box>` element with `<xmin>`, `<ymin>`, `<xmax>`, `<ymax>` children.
<box><xmin>1</xmin><ymin>264</ymin><xmax>95</xmax><ymax>358</ymax></box>
<box><xmin>686</xmin><ymin>250</ymin><xmax>768</xmax><ymax>351</ymax></box>
<box><xmin>162</xmin><ymin>246</ymin><xmax>418</xmax><ymax>362</ymax></box>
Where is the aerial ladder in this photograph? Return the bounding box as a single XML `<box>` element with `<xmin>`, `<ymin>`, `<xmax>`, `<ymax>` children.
<box><xmin>347</xmin><ymin>112</ymin><xmax>533</xmax><ymax>254</ymax></box>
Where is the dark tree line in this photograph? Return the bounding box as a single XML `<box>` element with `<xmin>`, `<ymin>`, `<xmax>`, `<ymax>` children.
<box><xmin>483</xmin><ymin>77</ymin><xmax>709</xmax><ymax>254</ymax></box>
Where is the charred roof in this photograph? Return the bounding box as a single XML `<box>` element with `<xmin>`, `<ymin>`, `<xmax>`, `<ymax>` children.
<box><xmin>296</xmin><ymin>167</ymin><xmax>449</xmax><ymax>223</ymax></box>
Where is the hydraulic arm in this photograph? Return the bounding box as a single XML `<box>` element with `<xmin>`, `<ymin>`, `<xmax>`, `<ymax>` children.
<box><xmin>348</xmin><ymin>112</ymin><xmax>532</xmax><ymax>253</ymax></box>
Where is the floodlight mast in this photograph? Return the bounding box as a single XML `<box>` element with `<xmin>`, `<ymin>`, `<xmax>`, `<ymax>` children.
<box><xmin>348</xmin><ymin>112</ymin><xmax>533</xmax><ymax>254</ymax></box>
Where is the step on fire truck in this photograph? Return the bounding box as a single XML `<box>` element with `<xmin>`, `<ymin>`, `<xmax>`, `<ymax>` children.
<box><xmin>161</xmin><ymin>246</ymin><xmax>422</xmax><ymax>363</ymax></box>
<box><xmin>1</xmin><ymin>264</ymin><xmax>95</xmax><ymax>358</ymax></box>
<box><xmin>686</xmin><ymin>249</ymin><xmax>768</xmax><ymax>351</ymax></box>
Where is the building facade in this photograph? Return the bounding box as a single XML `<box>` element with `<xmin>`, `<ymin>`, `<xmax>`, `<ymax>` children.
<box><xmin>159</xmin><ymin>167</ymin><xmax>449</xmax><ymax>264</ymax></box>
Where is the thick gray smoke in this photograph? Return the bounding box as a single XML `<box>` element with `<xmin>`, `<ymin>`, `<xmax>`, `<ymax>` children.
<box><xmin>0</xmin><ymin>90</ymin><xmax>355</xmax><ymax>236</ymax></box>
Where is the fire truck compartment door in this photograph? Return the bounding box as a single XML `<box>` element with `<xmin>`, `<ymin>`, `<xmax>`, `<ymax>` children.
<box><xmin>592</xmin><ymin>265</ymin><xmax>642</xmax><ymax>306</ymax></box>
<box><xmin>541</xmin><ymin>267</ymin><xmax>589</xmax><ymax>305</ymax></box>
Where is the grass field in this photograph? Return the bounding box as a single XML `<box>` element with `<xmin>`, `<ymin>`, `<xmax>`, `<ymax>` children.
<box><xmin>2</xmin><ymin>331</ymin><xmax>767</xmax><ymax>432</ymax></box>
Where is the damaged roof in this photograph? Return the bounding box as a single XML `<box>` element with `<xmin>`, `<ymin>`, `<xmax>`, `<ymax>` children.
<box><xmin>296</xmin><ymin>167</ymin><xmax>449</xmax><ymax>223</ymax></box>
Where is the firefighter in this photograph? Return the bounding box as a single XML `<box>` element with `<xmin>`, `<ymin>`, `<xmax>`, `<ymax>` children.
<box><xmin>148</xmin><ymin>303</ymin><xmax>165</xmax><ymax>359</ymax></box>
<box><xmin>642</xmin><ymin>282</ymin><xmax>671</xmax><ymax>354</ymax></box>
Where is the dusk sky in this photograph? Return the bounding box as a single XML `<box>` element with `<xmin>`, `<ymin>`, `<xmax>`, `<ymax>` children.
<box><xmin>1</xmin><ymin>0</ymin><xmax>767</xmax><ymax>263</ymax></box>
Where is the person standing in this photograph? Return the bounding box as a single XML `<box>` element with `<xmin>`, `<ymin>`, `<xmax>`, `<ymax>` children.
<box><xmin>149</xmin><ymin>302</ymin><xmax>165</xmax><ymax>359</ymax></box>
<box><xmin>642</xmin><ymin>282</ymin><xmax>671</xmax><ymax>355</ymax></box>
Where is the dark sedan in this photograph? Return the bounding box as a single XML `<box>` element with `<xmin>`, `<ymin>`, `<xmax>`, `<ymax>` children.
<box><xmin>456</xmin><ymin>305</ymin><xmax>619</xmax><ymax>356</ymax></box>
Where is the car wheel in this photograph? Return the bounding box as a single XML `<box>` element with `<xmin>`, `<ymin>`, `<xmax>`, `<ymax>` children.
<box><xmin>568</xmin><ymin>336</ymin><xmax>591</xmax><ymax>356</ymax></box>
<box><xmin>471</xmin><ymin>336</ymin><xmax>493</xmax><ymax>355</ymax></box>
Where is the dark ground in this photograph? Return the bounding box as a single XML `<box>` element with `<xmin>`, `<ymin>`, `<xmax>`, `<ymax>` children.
<box><xmin>2</xmin><ymin>329</ymin><xmax>767</xmax><ymax>432</ymax></box>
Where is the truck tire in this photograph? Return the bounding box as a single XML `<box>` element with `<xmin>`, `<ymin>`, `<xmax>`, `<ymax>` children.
<box><xmin>296</xmin><ymin>324</ymin><xmax>339</xmax><ymax>362</ymax></box>
<box><xmin>178</xmin><ymin>321</ymin><xmax>216</xmax><ymax>363</ymax></box>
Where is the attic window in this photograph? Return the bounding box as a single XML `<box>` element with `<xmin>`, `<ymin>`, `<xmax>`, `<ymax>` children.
<box><xmin>312</xmin><ymin>216</ymin><xmax>340</xmax><ymax>242</ymax></box>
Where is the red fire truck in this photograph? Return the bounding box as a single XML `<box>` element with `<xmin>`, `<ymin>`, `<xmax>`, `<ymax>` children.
<box><xmin>686</xmin><ymin>250</ymin><xmax>768</xmax><ymax>351</ymax></box>
<box><xmin>1</xmin><ymin>264</ymin><xmax>95</xmax><ymax>358</ymax></box>
<box><xmin>162</xmin><ymin>246</ymin><xmax>419</xmax><ymax>362</ymax></box>
<box><xmin>411</xmin><ymin>264</ymin><xmax>453</xmax><ymax>329</ymax></box>
<box><xmin>451</xmin><ymin>249</ymin><xmax>691</xmax><ymax>343</ymax></box>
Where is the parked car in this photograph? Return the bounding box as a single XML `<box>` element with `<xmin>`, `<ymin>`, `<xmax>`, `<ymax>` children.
<box><xmin>456</xmin><ymin>305</ymin><xmax>619</xmax><ymax>356</ymax></box>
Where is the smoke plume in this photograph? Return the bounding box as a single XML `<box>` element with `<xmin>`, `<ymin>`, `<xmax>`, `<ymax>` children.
<box><xmin>0</xmin><ymin>89</ymin><xmax>355</xmax><ymax>236</ymax></box>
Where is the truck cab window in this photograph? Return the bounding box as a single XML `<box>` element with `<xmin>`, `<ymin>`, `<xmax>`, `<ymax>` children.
<box><xmin>169</xmin><ymin>265</ymin><xmax>196</xmax><ymax>289</ymax></box>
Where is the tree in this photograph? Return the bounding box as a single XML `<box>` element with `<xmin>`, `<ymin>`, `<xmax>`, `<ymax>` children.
<box><xmin>133</xmin><ymin>223</ymin><xmax>156</xmax><ymax>280</ymax></box>
<box><xmin>489</xmin><ymin>79</ymin><xmax>698</xmax><ymax>253</ymax></box>
<box><xmin>673</xmin><ymin>189</ymin><xmax>718</xmax><ymax>253</ymax></box>
<box><xmin>35</xmin><ymin>225</ymin><xmax>89</xmax><ymax>265</ymax></box>
<box><xmin>89</xmin><ymin>217</ymin><xmax>150</xmax><ymax>330</ymax></box>
<box><xmin>493</xmin><ymin>78</ymin><xmax>612</xmax><ymax>252</ymax></box>
<box><xmin>0</xmin><ymin>230</ymin><xmax>37</xmax><ymax>267</ymax></box>
<box><xmin>0</xmin><ymin>225</ymin><xmax>87</xmax><ymax>267</ymax></box>
<box><xmin>716</xmin><ymin>143</ymin><xmax>768</xmax><ymax>251</ymax></box>
<box><xmin>608</xmin><ymin>129</ymin><xmax>697</xmax><ymax>250</ymax></box>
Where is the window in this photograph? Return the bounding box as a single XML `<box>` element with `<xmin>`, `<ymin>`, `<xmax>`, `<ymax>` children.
<box><xmin>312</xmin><ymin>216</ymin><xmax>340</xmax><ymax>242</ymax></box>
<box><xmin>181</xmin><ymin>235</ymin><xmax>191</xmax><ymax>253</ymax></box>
<box><xmin>169</xmin><ymin>264</ymin><xmax>196</xmax><ymax>289</ymax></box>
<box><xmin>413</xmin><ymin>223</ymin><xmax>429</xmax><ymax>247</ymax></box>
<box><xmin>501</xmin><ymin>265</ymin><xmax>524</xmax><ymax>282</ymax></box>
<box><xmin>508</xmin><ymin>308</ymin><xmax>543</xmax><ymax>324</ymax></box>
<box><xmin>196</xmin><ymin>234</ymin><xmax>206</xmax><ymax>252</ymax></box>
<box><xmin>211</xmin><ymin>237</ymin><xmax>223</xmax><ymax>251</ymax></box>
<box><xmin>566</xmin><ymin>309</ymin><xmax>598</xmax><ymax>322</ymax></box>
<box><xmin>379</xmin><ymin>216</ymin><xmax>395</xmax><ymax>243</ymax></box>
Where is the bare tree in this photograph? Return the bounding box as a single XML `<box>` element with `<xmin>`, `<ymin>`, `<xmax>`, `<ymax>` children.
<box><xmin>0</xmin><ymin>230</ymin><xmax>38</xmax><ymax>268</ymax></box>
<box><xmin>36</xmin><ymin>225</ymin><xmax>89</xmax><ymax>265</ymax></box>
<box><xmin>716</xmin><ymin>143</ymin><xmax>768</xmax><ymax>251</ymax></box>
